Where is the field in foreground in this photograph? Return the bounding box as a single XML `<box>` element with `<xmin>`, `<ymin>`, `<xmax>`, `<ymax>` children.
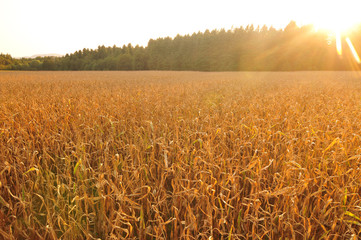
<box><xmin>2</xmin><ymin>71</ymin><xmax>361</xmax><ymax>239</ymax></box>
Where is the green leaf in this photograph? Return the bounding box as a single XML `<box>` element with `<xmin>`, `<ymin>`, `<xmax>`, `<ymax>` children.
<box><xmin>24</xmin><ymin>167</ymin><xmax>39</xmax><ymax>175</ymax></box>
<box><xmin>345</xmin><ymin>211</ymin><xmax>361</xmax><ymax>222</ymax></box>
<box><xmin>74</xmin><ymin>158</ymin><xmax>82</xmax><ymax>175</ymax></box>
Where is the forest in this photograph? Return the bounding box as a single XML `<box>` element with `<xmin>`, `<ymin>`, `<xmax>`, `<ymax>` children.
<box><xmin>1</xmin><ymin>21</ymin><xmax>361</xmax><ymax>71</ymax></box>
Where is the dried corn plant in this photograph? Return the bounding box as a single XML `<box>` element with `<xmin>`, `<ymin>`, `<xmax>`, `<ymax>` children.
<box><xmin>1</xmin><ymin>71</ymin><xmax>361</xmax><ymax>239</ymax></box>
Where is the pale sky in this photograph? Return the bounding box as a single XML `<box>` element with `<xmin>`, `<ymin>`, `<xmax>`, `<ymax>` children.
<box><xmin>0</xmin><ymin>0</ymin><xmax>360</xmax><ymax>58</ymax></box>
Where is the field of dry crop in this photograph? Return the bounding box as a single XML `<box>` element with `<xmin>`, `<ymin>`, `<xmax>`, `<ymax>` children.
<box><xmin>2</xmin><ymin>71</ymin><xmax>361</xmax><ymax>239</ymax></box>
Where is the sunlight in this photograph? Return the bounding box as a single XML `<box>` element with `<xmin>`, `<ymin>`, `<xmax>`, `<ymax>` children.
<box><xmin>300</xmin><ymin>0</ymin><xmax>361</xmax><ymax>64</ymax></box>
<box><xmin>308</xmin><ymin>1</ymin><xmax>360</xmax><ymax>34</ymax></box>
<box><xmin>346</xmin><ymin>38</ymin><xmax>361</xmax><ymax>63</ymax></box>
<box><xmin>336</xmin><ymin>31</ymin><xmax>342</xmax><ymax>56</ymax></box>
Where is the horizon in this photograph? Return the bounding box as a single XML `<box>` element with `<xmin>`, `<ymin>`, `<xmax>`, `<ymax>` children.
<box><xmin>8</xmin><ymin>23</ymin><xmax>302</xmax><ymax>59</ymax></box>
<box><xmin>2</xmin><ymin>0</ymin><xmax>361</xmax><ymax>58</ymax></box>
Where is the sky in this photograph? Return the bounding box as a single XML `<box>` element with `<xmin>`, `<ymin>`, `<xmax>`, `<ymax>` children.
<box><xmin>0</xmin><ymin>0</ymin><xmax>360</xmax><ymax>58</ymax></box>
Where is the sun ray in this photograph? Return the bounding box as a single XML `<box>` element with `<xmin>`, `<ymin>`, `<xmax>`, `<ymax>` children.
<box><xmin>336</xmin><ymin>31</ymin><xmax>342</xmax><ymax>56</ymax></box>
<box><xmin>346</xmin><ymin>37</ymin><xmax>361</xmax><ymax>63</ymax></box>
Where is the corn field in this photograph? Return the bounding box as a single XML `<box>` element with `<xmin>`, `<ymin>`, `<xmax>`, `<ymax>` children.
<box><xmin>2</xmin><ymin>71</ymin><xmax>361</xmax><ymax>239</ymax></box>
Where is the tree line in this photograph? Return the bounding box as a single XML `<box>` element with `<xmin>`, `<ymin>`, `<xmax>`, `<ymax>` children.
<box><xmin>1</xmin><ymin>21</ymin><xmax>361</xmax><ymax>71</ymax></box>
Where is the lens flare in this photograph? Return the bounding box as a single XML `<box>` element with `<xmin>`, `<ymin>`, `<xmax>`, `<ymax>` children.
<box><xmin>346</xmin><ymin>38</ymin><xmax>361</xmax><ymax>63</ymax></box>
<box><xmin>336</xmin><ymin>31</ymin><xmax>342</xmax><ymax>56</ymax></box>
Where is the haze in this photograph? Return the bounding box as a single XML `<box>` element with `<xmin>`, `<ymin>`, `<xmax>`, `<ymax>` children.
<box><xmin>0</xmin><ymin>0</ymin><xmax>359</xmax><ymax>58</ymax></box>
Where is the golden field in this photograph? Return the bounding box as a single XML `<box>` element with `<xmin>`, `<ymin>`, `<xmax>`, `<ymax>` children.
<box><xmin>1</xmin><ymin>71</ymin><xmax>361</xmax><ymax>239</ymax></box>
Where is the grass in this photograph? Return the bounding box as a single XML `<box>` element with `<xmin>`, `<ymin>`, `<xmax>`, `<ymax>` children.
<box><xmin>1</xmin><ymin>71</ymin><xmax>361</xmax><ymax>239</ymax></box>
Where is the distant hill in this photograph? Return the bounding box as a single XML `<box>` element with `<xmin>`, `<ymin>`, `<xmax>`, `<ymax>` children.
<box><xmin>28</xmin><ymin>54</ymin><xmax>63</xmax><ymax>59</ymax></box>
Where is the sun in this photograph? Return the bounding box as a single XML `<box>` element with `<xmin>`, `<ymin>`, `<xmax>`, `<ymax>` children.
<box><xmin>313</xmin><ymin>12</ymin><xmax>357</xmax><ymax>34</ymax></box>
<box><xmin>300</xmin><ymin>0</ymin><xmax>361</xmax><ymax>63</ymax></box>
<box><xmin>306</xmin><ymin>0</ymin><xmax>360</xmax><ymax>34</ymax></box>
